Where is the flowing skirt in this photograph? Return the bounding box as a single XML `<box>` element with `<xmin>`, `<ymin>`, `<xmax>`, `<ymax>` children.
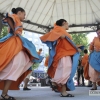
<box><xmin>52</xmin><ymin>56</ymin><xmax>72</xmax><ymax>85</ymax></box>
<box><xmin>89</xmin><ymin>64</ymin><xmax>100</xmax><ymax>82</ymax></box>
<box><xmin>0</xmin><ymin>50</ymin><xmax>32</xmax><ymax>81</ymax></box>
<box><xmin>0</xmin><ymin>34</ymin><xmax>39</xmax><ymax>90</ymax></box>
<box><xmin>89</xmin><ymin>51</ymin><xmax>100</xmax><ymax>82</ymax></box>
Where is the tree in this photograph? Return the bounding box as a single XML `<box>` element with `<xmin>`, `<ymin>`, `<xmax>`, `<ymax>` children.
<box><xmin>71</xmin><ymin>33</ymin><xmax>89</xmax><ymax>55</ymax></box>
<box><xmin>0</xmin><ymin>26</ymin><xmax>8</xmax><ymax>39</ymax></box>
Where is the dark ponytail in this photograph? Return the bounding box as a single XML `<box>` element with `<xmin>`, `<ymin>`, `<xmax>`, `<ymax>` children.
<box><xmin>56</xmin><ymin>19</ymin><xmax>67</xmax><ymax>26</ymax></box>
<box><xmin>11</xmin><ymin>7</ymin><xmax>25</xmax><ymax>14</ymax></box>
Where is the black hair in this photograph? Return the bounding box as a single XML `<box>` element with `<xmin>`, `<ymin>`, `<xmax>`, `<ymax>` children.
<box><xmin>39</xmin><ymin>48</ymin><xmax>42</xmax><ymax>51</ymax></box>
<box><xmin>12</xmin><ymin>7</ymin><xmax>25</xmax><ymax>14</ymax></box>
<box><xmin>56</xmin><ymin>19</ymin><xmax>67</xmax><ymax>26</ymax></box>
<box><xmin>84</xmin><ymin>49</ymin><xmax>88</xmax><ymax>54</ymax></box>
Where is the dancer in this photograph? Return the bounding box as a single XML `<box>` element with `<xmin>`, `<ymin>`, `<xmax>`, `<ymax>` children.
<box><xmin>89</xmin><ymin>28</ymin><xmax>100</xmax><ymax>90</ymax></box>
<box><xmin>40</xmin><ymin>19</ymin><xmax>80</xmax><ymax>97</ymax></box>
<box><xmin>0</xmin><ymin>7</ymin><xmax>40</xmax><ymax>100</ymax></box>
<box><xmin>81</xmin><ymin>49</ymin><xmax>92</xmax><ymax>87</ymax></box>
<box><xmin>37</xmin><ymin>48</ymin><xmax>42</xmax><ymax>55</ymax></box>
<box><xmin>81</xmin><ymin>49</ymin><xmax>88</xmax><ymax>68</ymax></box>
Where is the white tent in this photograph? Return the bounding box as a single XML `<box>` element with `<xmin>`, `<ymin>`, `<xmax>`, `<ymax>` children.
<box><xmin>0</xmin><ymin>0</ymin><xmax>100</xmax><ymax>34</ymax></box>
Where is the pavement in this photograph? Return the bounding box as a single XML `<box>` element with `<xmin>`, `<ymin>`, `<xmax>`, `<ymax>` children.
<box><xmin>0</xmin><ymin>86</ymin><xmax>100</xmax><ymax>100</ymax></box>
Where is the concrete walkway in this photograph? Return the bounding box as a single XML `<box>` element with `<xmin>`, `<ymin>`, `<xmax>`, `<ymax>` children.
<box><xmin>0</xmin><ymin>87</ymin><xmax>100</xmax><ymax>100</ymax></box>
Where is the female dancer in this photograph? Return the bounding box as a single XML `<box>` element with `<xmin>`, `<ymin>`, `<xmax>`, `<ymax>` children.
<box><xmin>0</xmin><ymin>7</ymin><xmax>39</xmax><ymax>100</ymax></box>
<box><xmin>40</xmin><ymin>19</ymin><xmax>80</xmax><ymax>97</ymax></box>
<box><xmin>89</xmin><ymin>28</ymin><xmax>100</xmax><ymax>90</ymax></box>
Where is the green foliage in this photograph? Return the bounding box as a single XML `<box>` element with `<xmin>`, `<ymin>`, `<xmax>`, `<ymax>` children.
<box><xmin>71</xmin><ymin>33</ymin><xmax>89</xmax><ymax>55</ymax></box>
<box><xmin>32</xmin><ymin>63</ymin><xmax>40</xmax><ymax>70</ymax></box>
<box><xmin>0</xmin><ymin>26</ymin><xmax>8</xmax><ymax>39</ymax></box>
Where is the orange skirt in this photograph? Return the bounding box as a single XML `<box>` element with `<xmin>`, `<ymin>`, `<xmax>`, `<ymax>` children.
<box><xmin>0</xmin><ymin>36</ymin><xmax>32</xmax><ymax>90</ymax></box>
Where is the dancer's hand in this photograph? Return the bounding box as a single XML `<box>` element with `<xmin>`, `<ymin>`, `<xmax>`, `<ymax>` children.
<box><xmin>61</xmin><ymin>35</ymin><xmax>65</xmax><ymax>39</ymax></box>
<box><xmin>89</xmin><ymin>50</ymin><xmax>93</xmax><ymax>53</ymax></box>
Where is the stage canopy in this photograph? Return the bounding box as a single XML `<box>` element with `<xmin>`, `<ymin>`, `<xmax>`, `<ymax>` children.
<box><xmin>0</xmin><ymin>0</ymin><xmax>100</xmax><ymax>34</ymax></box>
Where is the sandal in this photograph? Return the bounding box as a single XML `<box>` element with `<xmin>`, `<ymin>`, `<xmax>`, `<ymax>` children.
<box><xmin>49</xmin><ymin>80</ymin><xmax>59</xmax><ymax>92</ymax></box>
<box><xmin>60</xmin><ymin>93</ymin><xmax>74</xmax><ymax>97</ymax></box>
<box><xmin>1</xmin><ymin>94</ymin><xmax>16</xmax><ymax>100</ymax></box>
<box><xmin>90</xmin><ymin>87</ymin><xmax>97</xmax><ymax>90</ymax></box>
<box><xmin>51</xmin><ymin>85</ymin><xmax>59</xmax><ymax>92</ymax></box>
<box><xmin>51</xmin><ymin>85</ymin><xmax>57</xmax><ymax>90</ymax></box>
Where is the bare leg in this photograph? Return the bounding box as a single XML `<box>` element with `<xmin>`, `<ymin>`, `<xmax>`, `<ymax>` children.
<box><xmin>61</xmin><ymin>84</ymin><xmax>74</xmax><ymax>97</ymax></box>
<box><xmin>1</xmin><ymin>80</ymin><xmax>12</xmax><ymax>98</ymax></box>
<box><xmin>61</xmin><ymin>85</ymin><xmax>67</xmax><ymax>95</ymax></box>
<box><xmin>24</xmin><ymin>78</ymin><xmax>29</xmax><ymax>88</ymax></box>
<box><xmin>23</xmin><ymin>78</ymin><xmax>31</xmax><ymax>90</ymax></box>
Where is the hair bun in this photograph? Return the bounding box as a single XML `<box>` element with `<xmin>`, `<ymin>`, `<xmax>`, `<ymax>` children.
<box><xmin>56</xmin><ymin>19</ymin><xmax>66</xmax><ymax>26</ymax></box>
<box><xmin>12</xmin><ymin>8</ymin><xmax>16</xmax><ymax>14</ymax></box>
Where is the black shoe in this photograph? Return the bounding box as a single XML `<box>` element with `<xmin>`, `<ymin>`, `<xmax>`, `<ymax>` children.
<box><xmin>1</xmin><ymin>94</ymin><xmax>16</xmax><ymax>100</ymax></box>
<box><xmin>23</xmin><ymin>87</ymin><xmax>31</xmax><ymax>90</ymax></box>
<box><xmin>60</xmin><ymin>93</ymin><xmax>74</xmax><ymax>97</ymax></box>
